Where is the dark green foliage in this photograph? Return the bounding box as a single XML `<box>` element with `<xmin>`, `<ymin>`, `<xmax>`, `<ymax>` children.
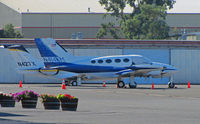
<box><xmin>97</xmin><ymin>0</ymin><xmax>175</xmax><ymax>39</ymax></box>
<box><xmin>96</xmin><ymin>22</ymin><xmax>120</xmax><ymax>39</ymax></box>
<box><xmin>0</xmin><ymin>24</ymin><xmax>23</xmax><ymax>38</ymax></box>
<box><xmin>0</xmin><ymin>30</ymin><xmax>4</xmax><ymax>37</ymax></box>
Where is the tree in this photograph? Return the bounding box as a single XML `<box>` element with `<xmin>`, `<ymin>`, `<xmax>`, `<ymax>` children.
<box><xmin>3</xmin><ymin>24</ymin><xmax>16</xmax><ymax>38</ymax></box>
<box><xmin>97</xmin><ymin>0</ymin><xmax>176</xmax><ymax>39</ymax></box>
<box><xmin>0</xmin><ymin>24</ymin><xmax>23</xmax><ymax>38</ymax></box>
<box><xmin>0</xmin><ymin>30</ymin><xmax>4</xmax><ymax>38</ymax></box>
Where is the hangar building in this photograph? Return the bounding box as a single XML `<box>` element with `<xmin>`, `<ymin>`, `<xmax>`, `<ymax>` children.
<box><xmin>1</xmin><ymin>0</ymin><xmax>200</xmax><ymax>39</ymax></box>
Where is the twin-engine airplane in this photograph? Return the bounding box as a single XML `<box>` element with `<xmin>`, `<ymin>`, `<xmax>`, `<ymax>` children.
<box><xmin>2</xmin><ymin>38</ymin><xmax>177</xmax><ymax>88</ymax></box>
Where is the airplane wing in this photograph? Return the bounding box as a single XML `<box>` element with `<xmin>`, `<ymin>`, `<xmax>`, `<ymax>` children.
<box><xmin>116</xmin><ymin>65</ymin><xmax>163</xmax><ymax>77</ymax></box>
<box><xmin>115</xmin><ymin>69</ymin><xmax>134</xmax><ymax>76</ymax></box>
<box><xmin>53</xmin><ymin>71</ymin><xmax>78</xmax><ymax>79</ymax></box>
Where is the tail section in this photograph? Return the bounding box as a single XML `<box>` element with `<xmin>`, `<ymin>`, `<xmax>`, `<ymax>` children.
<box><xmin>35</xmin><ymin>38</ymin><xmax>72</xmax><ymax>67</ymax></box>
<box><xmin>5</xmin><ymin>45</ymin><xmax>44</xmax><ymax>71</ymax></box>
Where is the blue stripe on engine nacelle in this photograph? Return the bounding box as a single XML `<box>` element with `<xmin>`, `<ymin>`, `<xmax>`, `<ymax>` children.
<box><xmin>35</xmin><ymin>38</ymin><xmax>58</xmax><ymax>57</ymax></box>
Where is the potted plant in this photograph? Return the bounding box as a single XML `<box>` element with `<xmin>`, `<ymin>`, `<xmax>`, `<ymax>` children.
<box><xmin>40</xmin><ymin>94</ymin><xmax>60</xmax><ymax>110</ymax></box>
<box><xmin>0</xmin><ymin>92</ymin><xmax>15</xmax><ymax>107</ymax></box>
<box><xmin>57</xmin><ymin>94</ymin><xmax>78</xmax><ymax>111</ymax></box>
<box><xmin>13</xmin><ymin>90</ymin><xmax>39</xmax><ymax>108</ymax></box>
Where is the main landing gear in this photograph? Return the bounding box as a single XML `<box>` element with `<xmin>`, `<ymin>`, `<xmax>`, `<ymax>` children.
<box><xmin>117</xmin><ymin>76</ymin><xmax>137</xmax><ymax>88</ymax></box>
<box><xmin>71</xmin><ymin>81</ymin><xmax>78</xmax><ymax>86</ymax></box>
<box><xmin>117</xmin><ymin>81</ymin><xmax>125</xmax><ymax>88</ymax></box>
<box><xmin>65</xmin><ymin>77</ymin><xmax>81</xmax><ymax>86</ymax></box>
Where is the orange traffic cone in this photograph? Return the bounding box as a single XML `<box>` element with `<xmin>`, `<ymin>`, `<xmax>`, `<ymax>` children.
<box><xmin>103</xmin><ymin>81</ymin><xmax>106</xmax><ymax>87</ymax></box>
<box><xmin>152</xmin><ymin>82</ymin><xmax>154</xmax><ymax>90</ymax></box>
<box><xmin>188</xmin><ymin>81</ymin><xmax>191</xmax><ymax>88</ymax></box>
<box><xmin>19</xmin><ymin>80</ymin><xmax>22</xmax><ymax>88</ymax></box>
<box><xmin>62</xmin><ymin>79</ymin><xmax>66</xmax><ymax>89</ymax></box>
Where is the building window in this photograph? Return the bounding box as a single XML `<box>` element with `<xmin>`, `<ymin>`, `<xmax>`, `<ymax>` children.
<box><xmin>115</xmin><ymin>59</ymin><xmax>121</xmax><ymax>63</ymax></box>
<box><xmin>98</xmin><ymin>60</ymin><xmax>103</xmax><ymax>64</ymax></box>
<box><xmin>91</xmin><ymin>60</ymin><xmax>96</xmax><ymax>64</ymax></box>
<box><xmin>106</xmin><ymin>59</ymin><xmax>112</xmax><ymax>63</ymax></box>
<box><xmin>123</xmin><ymin>58</ymin><xmax>130</xmax><ymax>63</ymax></box>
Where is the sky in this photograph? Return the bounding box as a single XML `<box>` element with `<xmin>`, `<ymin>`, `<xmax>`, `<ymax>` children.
<box><xmin>0</xmin><ymin>0</ymin><xmax>200</xmax><ymax>13</ymax></box>
<box><xmin>168</xmin><ymin>0</ymin><xmax>200</xmax><ymax>13</ymax></box>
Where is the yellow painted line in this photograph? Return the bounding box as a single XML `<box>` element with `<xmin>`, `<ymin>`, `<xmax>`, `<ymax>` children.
<box><xmin>9</xmin><ymin>49</ymin><xmax>24</xmax><ymax>52</ymax></box>
<box><xmin>24</xmin><ymin>69</ymin><xmax>58</xmax><ymax>72</ymax></box>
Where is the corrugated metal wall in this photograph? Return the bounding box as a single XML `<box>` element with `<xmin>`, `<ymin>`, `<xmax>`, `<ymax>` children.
<box><xmin>20</xmin><ymin>13</ymin><xmax>200</xmax><ymax>39</ymax></box>
<box><xmin>21</xmin><ymin>13</ymin><xmax>117</xmax><ymax>39</ymax></box>
<box><xmin>171</xmin><ymin>49</ymin><xmax>200</xmax><ymax>84</ymax></box>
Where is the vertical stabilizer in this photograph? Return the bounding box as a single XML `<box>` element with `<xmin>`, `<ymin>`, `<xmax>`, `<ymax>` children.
<box><xmin>6</xmin><ymin>45</ymin><xmax>44</xmax><ymax>71</ymax></box>
<box><xmin>35</xmin><ymin>38</ymin><xmax>72</xmax><ymax>67</ymax></box>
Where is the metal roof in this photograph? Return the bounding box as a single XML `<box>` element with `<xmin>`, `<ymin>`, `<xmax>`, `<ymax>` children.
<box><xmin>1</xmin><ymin>39</ymin><xmax>200</xmax><ymax>48</ymax></box>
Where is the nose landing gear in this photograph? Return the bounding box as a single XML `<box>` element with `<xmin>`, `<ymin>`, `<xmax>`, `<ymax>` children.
<box><xmin>168</xmin><ymin>81</ymin><xmax>175</xmax><ymax>88</ymax></box>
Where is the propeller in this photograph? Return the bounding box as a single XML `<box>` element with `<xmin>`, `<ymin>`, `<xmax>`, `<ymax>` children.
<box><xmin>160</xmin><ymin>66</ymin><xmax>167</xmax><ymax>79</ymax></box>
<box><xmin>161</xmin><ymin>66</ymin><xmax>167</xmax><ymax>73</ymax></box>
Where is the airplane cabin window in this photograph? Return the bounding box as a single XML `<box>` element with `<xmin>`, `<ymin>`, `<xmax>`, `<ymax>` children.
<box><xmin>91</xmin><ymin>60</ymin><xmax>96</xmax><ymax>64</ymax></box>
<box><xmin>98</xmin><ymin>60</ymin><xmax>103</xmax><ymax>64</ymax></box>
<box><xmin>115</xmin><ymin>59</ymin><xmax>121</xmax><ymax>63</ymax></box>
<box><xmin>106</xmin><ymin>59</ymin><xmax>112</xmax><ymax>63</ymax></box>
<box><xmin>123</xmin><ymin>58</ymin><xmax>130</xmax><ymax>63</ymax></box>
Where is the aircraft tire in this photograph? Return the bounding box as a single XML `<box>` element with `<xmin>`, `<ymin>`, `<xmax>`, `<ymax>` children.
<box><xmin>129</xmin><ymin>82</ymin><xmax>137</xmax><ymax>88</ymax></box>
<box><xmin>72</xmin><ymin>81</ymin><xmax>78</xmax><ymax>86</ymax></box>
<box><xmin>168</xmin><ymin>82</ymin><xmax>175</xmax><ymax>88</ymax></box>
<box><xmin>117</xmin><ymin>81</ymin><xmax>125</xmax><ymax>88</ymax></box>
<box><xmin>65</xmin><ymin>81</ymin><xmax>70</xmax><ymax>86</ymax></box>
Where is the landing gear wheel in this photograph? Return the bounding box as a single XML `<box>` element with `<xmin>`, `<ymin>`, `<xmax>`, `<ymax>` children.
<box><xmin>65</xmin><ymin>81</ymin><xmax>70</xmax><ymax>86</ymax></box>
<box><xmin>129</xmin><ymin>82</ymin><xmax>137</xmax><ymax>88</ymax></box>
<box><xmin>168</xmin><ymin>82</ymin><xmax>175</xmax><ymax>88</ymax></box>
<box><xmin>72</xmin><ymin>81</ymin><xmax>78</xmax><ymax>86</ymax></box>
<box><xmin>117</xmin><ymin>81</ymin><xmax>125</xmax><ymax>88</ymax></box>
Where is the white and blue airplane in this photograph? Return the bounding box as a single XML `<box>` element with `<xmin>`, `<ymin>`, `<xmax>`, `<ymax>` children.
<box><xmin>35</xmin><ymin>38</ymin><xmax>177</xmax><ymax>88</ymax></box>
<box><xmin>3</xmin><ymin>38</ymin><xmax>177</xmax><ymax>88</ymax></box>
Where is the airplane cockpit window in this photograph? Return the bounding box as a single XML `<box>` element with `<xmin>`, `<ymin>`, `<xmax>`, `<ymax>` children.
<box><xmin>98</xmin><ymin>60</ymin><xmax>103</xmax><ymax>64</ymax></box>
<box><xmin>106</xmin><ymin>59</ymin><xmax>112</xmax><ymax>63</ymax></box>
<box><xmin>132</xmin><ymin>56</ymin><xmax>152</xmax><ymax>65</ymax></box>
<box><xmin>91</xmin><ymin>60</ymin><xmax>96</xmax><ymax>64</ymax></box>
<box><xmin>123</xmin><ymin>58</ymin><xmax>130</xmax><ymax>63</ymax></box>
<box><xmin>115</xmin><ymin>59</ymin><xmax>121</xmax><ymax>63</ymax></box>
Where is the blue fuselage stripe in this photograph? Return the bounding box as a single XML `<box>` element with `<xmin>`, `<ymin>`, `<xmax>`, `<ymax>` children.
<box><xmin>45</xmin><ymin>62</ymin><xmax>161</xmax><ymax>73</ymax></box>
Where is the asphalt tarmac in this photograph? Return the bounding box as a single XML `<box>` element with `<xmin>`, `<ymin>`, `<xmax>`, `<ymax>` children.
<box><xmin>0</xmin><ymin>84</ymin><xmax>200</xmax><ymax>124</ymax></box>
